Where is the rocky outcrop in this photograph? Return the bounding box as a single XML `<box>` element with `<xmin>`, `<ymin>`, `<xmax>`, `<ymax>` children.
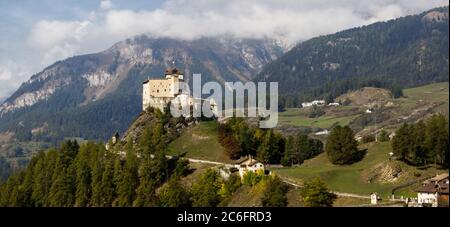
<box><xmin>366</xmin><ymin>161</ymin><xmax>403</xmax><ymax>183</ymax></box>
<box><xmin>118</xmin><ymin>108</ymin><xmax>197</xmax><ymax>147</ymax></box>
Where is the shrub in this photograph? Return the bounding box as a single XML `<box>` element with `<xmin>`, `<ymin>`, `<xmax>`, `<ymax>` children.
<box><xmin>300</xmin><ymin>178</ymin><xmax>337</xmax><ymax>207</ymax></box>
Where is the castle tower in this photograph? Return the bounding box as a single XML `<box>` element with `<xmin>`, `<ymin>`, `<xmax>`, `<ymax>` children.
<box><xmin>142</xmin><ymin>67</ymin><xmax>184</xmax><ymax>112</ymax></box>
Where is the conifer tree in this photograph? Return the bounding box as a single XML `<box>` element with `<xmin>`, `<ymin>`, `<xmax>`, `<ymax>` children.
<box><xmin>32</xmin><ymin>150</ymin><xmax>56</xmax><ymax>206</ymax></box>
<box><xmin>48</xmin><ymin>162</ymin><xmax>75</xmax><ymax>207</ymax></box>
<box><xmin>159</xmin><ymin>176</ymin><xmax>191</xmax><ymax>207</ymax></box>
<box><xmin>134</xmin><ymin>150</ymin><xmax>167</xmax><ymax>207</ymax></box>
<box><xmin>117</xmin><ymin>141</ymin><xmax>139</xmax><ymax>207</ymax></box>
<box><xmin>100</xmin><ymin>154</ymin><xmax>116</xmax><ymax>207</ymax></box>
<box><xmin>74</xmin><ymin>145</ymin><xmax>92</xmax><ymax>207</ymax></box>
<box><xmin>261</xmin><ymin>176</ymin><xmax>288</xmax><ymax>207</ymax></box>
<box><xmin>191</xmin><ymin>169</ymin><xmax>222</xmax><ymax>207</ymax></box>
<box><xmin>90</xmin><ymin>144</ymin><xmax>105</xmax><ymax>207</ymax></box>
<box><xmin>326</xmin><ymin>126</ymin><xmax>361</xmax><ymax>165</ymax></box>
<box><xmin>300</xmin><ymin>178</ymin><xmax>337</xmax><ymax>207</ymax></box>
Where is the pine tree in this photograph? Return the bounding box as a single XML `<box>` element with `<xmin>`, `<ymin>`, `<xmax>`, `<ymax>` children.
<box><xmin>139</xmin><ymin>126</ymin><xmax>154</xmax><ymax>156</ymax></box>
<box><xmin>100</xmin><ymin>154</ymin><xmax>116</xmax><ymax>207</ymax></box>
<box><xmin>74</xmin><ymin>145</ymin><xmax>92</xmax><ymax>207</ymax></box>
<box><xmin>32</xmin><ymin>150</ymin><xmax>57</xmax><ymax>207</ymax></box>
<box><xmin>18</xmin><ymin>156</ymin><xmax>38</xmax><ymax>206</ymax></box>
<box><xmin>261</xmin><ymin>176</ymin><xmax>288</xmax><ymax>207</ymax></box>
<box><xmin>173</xmin><ymin>159</ymin><xmax>191</xmax><ymax>177</ymax></box>
<box><xmin>326</xmin><ymin>126</ymin><xmax>361</xmax><ymax>165</ymax></box>
<box><xmin>392</xmin><ymin>124</ymin><xmax>413</xmax><ymax>160</ymax></box>
<box><xmin>90</xmin><ymin>144</ymin><xmax>105</xmax><ymax>207</ymax></box>
<box><xmin>159</xmin><ymin>176</ymin><xmax>191</xmax><ymax>207</ymax></box>
<box><xmin>425</xmin><ymin>114</ymin><xmax>449</xmax><ymax>167</ymax></box>
<box><xmin>134</xmin><ymin>150</ymin><xmax>167</xmax><ymax>207</ymax></box>
<box><xmin>134</xmin><ymin>158</ymin><xmax>158</xmax><ymax>207</ymax></box>
<box><xmin>283</xmin><ymin>135</ymin><xmax>295</xmax><ymax>166</ymax></box>
<box><xmin>191</xmin><ymin>169</ymin><xmax>222</xmax><ymax>207</ymax></box>
<box><xmin>409</xmin><ymin>121</ymin><xmax>427</xmax><ymax>165</ymax></box>
<box><xmin>48</xmin><ymin>162</ymin><xmax>75</xmax><ymax>207</ymax></box>
<box><xmin>300</xmin><ymin>178</ymin><xmax>337</xmax><ymax>207</ymax></box>
<box><xmin>117</xmin><ymin>141</ymin><xmax>139</xmax><ymax>207</ymax></box>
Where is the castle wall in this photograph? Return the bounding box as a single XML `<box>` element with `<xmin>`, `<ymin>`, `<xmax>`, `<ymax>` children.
<box><xmin>142</xmin><ymin>76</ymin><xmax>182</xmax><ymax>111</ymax></box>
<box><xmin>147</xmin><ymin>79</ymin><xmax>175</xmax><ymax>97</ymax></box>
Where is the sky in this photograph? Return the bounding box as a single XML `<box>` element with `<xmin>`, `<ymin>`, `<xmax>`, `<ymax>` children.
<box><xmin>0</xmin><ymin>0</ymin><xmax>448</xmax><ymax>101</ymax></box>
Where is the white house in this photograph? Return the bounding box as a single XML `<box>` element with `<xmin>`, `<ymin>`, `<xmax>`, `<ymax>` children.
<box><xmin>371</xmin><ymin>192</ymin><xmax>381</xmax><ymax>205</ymax></box>
<box><xmin>417</xmin><ymin>173</ymin><xmax>449</xmax><ymax>207</ymax></box>
<box><xmin>327</xmin><ymin>102</ymin><xmax>340</xmax><ymax>106</ymax></box>
<box><xmin>301</xmin><ymin>100</ymin><xmax>325</xmax><ymax>108</ymax></box>
<box><xmin>315</xmin><ymin>129</ymin><xmax>329</xmax><ymax>135</ymax></box>
<box><xmin>233</xmin><ymin>155</ymin><xmax>265</xmax><ymax>178</ymax></box>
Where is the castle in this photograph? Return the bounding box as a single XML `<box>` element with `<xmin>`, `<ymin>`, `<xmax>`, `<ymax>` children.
<box><xmin>142</xmin><ymin>68</ymin><xmax>217</xmax><ymax>115</ymax></box>
<box><xmin>142</xmin><ymin>67</ymin><xmax>185</xmax><ymax>112</ymax></box>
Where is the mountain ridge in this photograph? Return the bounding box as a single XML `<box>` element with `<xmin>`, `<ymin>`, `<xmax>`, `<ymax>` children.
<box><xmin>256</xmin><ymin>6</ymin><xmax>449</xmax><ymax>107</ymax></box>
<box><xmin>0</xmin><ymin>36</ymin><xmax>286</xmax><ymax>142</ymax></box>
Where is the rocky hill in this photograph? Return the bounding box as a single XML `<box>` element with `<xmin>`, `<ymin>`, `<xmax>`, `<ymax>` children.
<box><xmin>335</xmin><ymin>87</ymin><xmax>393</xmax><ymax>107</ymax></box>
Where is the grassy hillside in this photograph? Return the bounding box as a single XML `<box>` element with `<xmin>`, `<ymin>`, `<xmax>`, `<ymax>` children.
<box><xmin>279</xmin><ymin>108</ymin><xmax>360</xmax><ymax>129</ymax></box>
<box><xmin>396</xmin><ymin>82</ymin><xmax>449</xmax><ymax>114</ymax></box>
<box><xmin>271</xmin><ymin>142</ymin><xmax>446</xmax><ymax>198</ymax></box>
<box><xmin>167</xmin><ymin>121</ymin><xmax>232</xmax><ymax>163</ymax></box>
<box><xmin>277</xmin><ymin>82</ymin><xmax>449</xmax><ymax>137</ymax></box>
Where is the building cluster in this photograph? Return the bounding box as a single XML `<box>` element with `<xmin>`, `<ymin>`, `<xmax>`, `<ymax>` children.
<box><xmin>416</xmin><ymin>173</ymin><xmax>449</xmax><ymax>207</ymax></box>
<box><xmin>301</xmin><ymin>100</ymin><xmax>340</xmax><ymax>108</ymax></box>
<box><xmin>301</xmin><ymin>100</ymin><xmax>325</xmax><ymax>108</ymax></box>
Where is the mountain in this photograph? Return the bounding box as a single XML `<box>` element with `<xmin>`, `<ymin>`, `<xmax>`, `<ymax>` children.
<box><xmin>256</xmin><ymin>6</ymin><xmax>449</xmax><ymax>107</ymax></box>
<box><xmin>0</xmin><ymin>36</ymin><xmax>286</xmax><ymax>143</ymax></box>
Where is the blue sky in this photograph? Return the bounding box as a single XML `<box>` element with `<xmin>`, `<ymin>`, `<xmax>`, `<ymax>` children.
<box><xmin>0</xmin><ymin>0</ymin><xmax>447</xmax><ymax>101</ymax></box>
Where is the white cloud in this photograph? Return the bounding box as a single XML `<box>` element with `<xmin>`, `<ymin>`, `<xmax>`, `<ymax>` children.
<box><xmin>24</xmin><ymin>0</ymin><xmax>450</xmax><ymax>63</ymax></box>
<box><xmin>100</xmin><ymin>0</ymin><xmax>113</xmax><ymax>11</ymax></box>
<box><xmin>0</xmin><ymin>61</ymin><xmax>30</xmax><ymax>100</ymax></box>
<box><xmin>0</xmin><ymin>0</ymin><xmax>447</xmax><ymax>102</ymax></box>
<box><xmin>0</xmin><ymin>65</ymin><xmax>12</xmax><ymax>80</ymax></box>
<box><xmin>27</xmin><ymin>20</ymin><xmax>93</xmax><ymax>64</ymax></box>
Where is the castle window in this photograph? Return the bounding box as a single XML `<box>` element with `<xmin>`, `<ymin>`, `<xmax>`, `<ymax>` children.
<box><xmin>157</xmin><ymin>90</ymin><xmax>159</xmax><ymax>93</ymax></box>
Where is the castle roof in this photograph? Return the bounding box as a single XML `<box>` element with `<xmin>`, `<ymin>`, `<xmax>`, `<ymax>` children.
<box><xmin>165</xmin><ymin>67</ymin><xmax>183</xmax><ymax>75</ymax></box>
<box><xmin>143</xmin><ymin>67</ymin><xmax>183</xmax><ymax>84</ymax></box>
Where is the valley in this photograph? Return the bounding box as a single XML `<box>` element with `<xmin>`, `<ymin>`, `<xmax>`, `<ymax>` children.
<box><xmin>0</xmin><ymin>5</ymin><xmax>448</xmax><ymax>208</ymax></box>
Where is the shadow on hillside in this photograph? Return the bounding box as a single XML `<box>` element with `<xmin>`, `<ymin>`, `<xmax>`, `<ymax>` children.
<box><xmin>347</xmin><ymin>148</ymin><xmax>368</xmax><ymax>165</ymax></box>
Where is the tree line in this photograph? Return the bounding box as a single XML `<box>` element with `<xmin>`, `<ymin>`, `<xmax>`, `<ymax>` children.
<box><xmin>0</xmin><ymin>115</ymin><xmax>293</xmax><ymax>207</ymax></box>
<box><xmin>218</xmin><ymin>117</ymin><xmax>324</xmax><ymax>165</ymax></box>
<box><xmin>391</xmin><ymin>114</ymin><xmax>449</xmax><ymax>167</ymax></box>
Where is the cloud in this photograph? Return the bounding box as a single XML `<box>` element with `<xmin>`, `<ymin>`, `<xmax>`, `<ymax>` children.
<box><xmin>0</xmin><ymin>65</ymin><xmax>12</xmax><ymax>80</ymax></box>
<box><xmin>0</xmin><ymin>61</ymin><xmax>30</xmax><ymax>99</ymax></box>
<box><xmin>27</xmin><ymin>0</ymin><xmax>449</xmax><ymax>56</ymax></box>
<box><xmin>27</xmin><ymin>20</ymin><xmax>93</xmax><ymax>64</ymax></box>
<box><xmin>100</xmin><ymin>0</ymin><xmax>113</xmax><ymax>11</ymax></box>
<box><xmin>0</xmin><ymin>0</ymin><xmax>448</xmax><ymax>101</ymax></box>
